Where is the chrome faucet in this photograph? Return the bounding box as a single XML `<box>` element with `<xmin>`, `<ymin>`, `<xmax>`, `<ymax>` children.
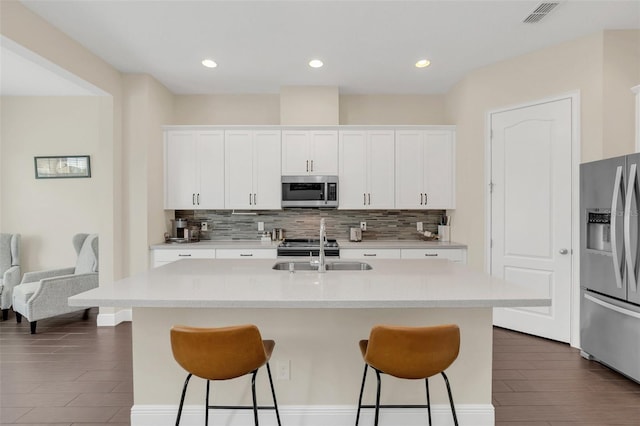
<box><xmin>310</xmin><ymin>218</ymin><xmax>328</xmax><ymax>272</ymax></box>
<box><xmin>318</xmin><ymin>218</ymin><xmax>327</xmax><ymax>273</ymax></box>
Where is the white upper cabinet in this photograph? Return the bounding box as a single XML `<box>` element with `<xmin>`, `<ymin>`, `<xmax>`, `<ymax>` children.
<box><xmin>339</xmin><ymin>130</ymin><xmax>395</xmax><ymax>209</ymax></box>
<box><xmin>281</xmin><ymin>130</ymin><xmax>338</xmax><ymax>175</ymax></box>
<box><xmin>395</xmin><ymin>129</ymin><xmax>455</xmax><ymax>209</ymax></box>
<box><xmin>165</xmin><ymin>130</ymin><xmax>225</xmax><ymax>209</ymax></box>
<box><xmin>225</xmin><ymin>130</ymin><xmax>281</xmax><ymax>210</ymax></box>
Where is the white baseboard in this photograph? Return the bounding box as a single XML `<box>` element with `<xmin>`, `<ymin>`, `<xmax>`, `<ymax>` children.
<box><xmin>131</xmin><ymin>404</ymin><xmax>494</xmax><ymax>426</ymax></box>
<box><xmin>97</xmin><ymin>308</ymin><xmax>132</xmax><ymax>326</ymax></box>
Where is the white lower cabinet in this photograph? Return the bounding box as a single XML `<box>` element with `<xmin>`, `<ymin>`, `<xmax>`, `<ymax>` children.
<box><xmin>152</xmin><ymin>249</ymin><xmax>216</xmax><ymax>268</ymax></box>
<box><xmin>340</xmin><ymin>248</ymin><xmax>401</xmax><ymax>259</ymax></box>
<box><xmin>400</xmin><ymin>248</ymin><xmax>466</xmax><ymax>263</ymax></box>
<box><xmin>216</xmin><ymin>249</ymin><xmax>277</xmax><ymax>259</ymax></box>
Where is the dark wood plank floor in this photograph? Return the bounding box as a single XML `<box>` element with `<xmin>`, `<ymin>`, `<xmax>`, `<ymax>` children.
<box><xmin>493</xmin><ymin>327</ymin><xmax>640</xmax><ymax>426</ymax></box>
<box><xmin>1</xmin><ymin>311</ymin><xmax>639</xmax><ymax>425</ymax></box>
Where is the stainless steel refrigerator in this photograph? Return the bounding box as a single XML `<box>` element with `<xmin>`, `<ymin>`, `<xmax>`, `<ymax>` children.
<box><xmin>580</xmin><ymin>153</ymin><xmax>640</xmax><ymax>383</ymax></box>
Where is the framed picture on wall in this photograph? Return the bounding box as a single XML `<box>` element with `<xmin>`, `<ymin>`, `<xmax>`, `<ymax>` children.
<box><xmin>34</xmin><ymin>155</ymin><xmax>91</xmax><ymax>179</ymax></box>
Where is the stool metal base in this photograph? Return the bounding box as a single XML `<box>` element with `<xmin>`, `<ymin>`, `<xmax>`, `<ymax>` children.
<box><xmin>355</xmin><ymin>364</ymin><xmax>459</xmax><ymax>426</ymax></box>
<box><xmin>175</xmin><ymin>362</ymin><xmax>282</xmax><ymax>426</ymax></box>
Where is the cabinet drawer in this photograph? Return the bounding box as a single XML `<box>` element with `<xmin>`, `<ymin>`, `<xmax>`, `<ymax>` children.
<box><xmin>153</xmin><ymin>249</ymin><xmax>216</xmax><ymax>262</ymax></box>
<box><xmin>340</xmin><ymin>248</ymin><xmax>401</xmax><ymax>259</ymax></box>
<box><xmin>216</xmin><ymin>249</ymin><xmax>277</xmax><ymax>259</ymax></box>
<box><xmin>400</xmin><ymin>249</ymin><xmax>463</xmax><ymax>262</ymax></box>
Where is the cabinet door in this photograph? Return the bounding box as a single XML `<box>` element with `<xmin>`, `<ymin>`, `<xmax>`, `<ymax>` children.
<box><xmin>216</xmin><ymin>249</ymin><xmax>277</xmax><ymax>259</ymax></box>
<box><xmin>253</xmin><ymin>131</ymin><xmax>282</xmax><ymax>209</ymax></box>
<box><xmin>395</xmin><ymin>131</ymin><xmax>425</xmax><ymax>209</ymax></box>
<box><xmin>196</xmin><ymin>131</ymin><xmax>225</xmax><ymax>209</ymax></box>
<box><xmin>225</xmin><ymin>131</ymin><xmax>254</xmax><ymax>209</ymax></box>
<box><xmin>339</xmin><ymin>131</ymin><xmax>368</xmax><ymax>209</ymax></box>
<box><xmin>368</xmin><ymin>131</ymin><xmax>395</xmax><ymax>209</ymax></box>
<box><xmin>400</xmin><ymin>248</ymin><xmax>464</xmax><ymax>263</ymax></box>
<box><xmin>281</xmin><ymin>131</ymin><xmax>310</xmax><ymax>175</ymax></box>
<box><xmin>309</xmin><ymin>131</ymin><xmax>338</xmax><ymax>175</ymax></box>
<box><xmin>165</xmin><ymin>131</ymin><xmax>197</xmax><ymax>209</ymax></box>
<box><xmin>340</xmin><ymin>248</ymin><xmax>401</xmax><ymax>259</ymax></box>
<box><xmin>424</xmin><ymin>131</ymin><xmax>455</xmax><ymax>209</ymax></box>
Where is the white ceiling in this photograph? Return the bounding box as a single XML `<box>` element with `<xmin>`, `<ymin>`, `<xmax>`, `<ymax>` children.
<box><xmin>7</xmin><ymin>0</ymin><xmax>640</xmax><ymax>95</ymax></box>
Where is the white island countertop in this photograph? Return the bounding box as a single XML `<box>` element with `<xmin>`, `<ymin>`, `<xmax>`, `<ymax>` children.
<box><xmin>70</xmin><ymin>258</ymin><xmax>548</xmax><ymax>309</ymax></box>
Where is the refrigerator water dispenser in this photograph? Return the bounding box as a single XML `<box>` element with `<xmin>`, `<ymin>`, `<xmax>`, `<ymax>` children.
<box><xmin>587</xmin><ymin>211</ymin><xmax>611</xmax><ymax>252</ymax></box>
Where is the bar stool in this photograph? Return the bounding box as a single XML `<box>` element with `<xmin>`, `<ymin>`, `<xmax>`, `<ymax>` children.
<box><xmin>170</xmin><ymin>324</ymin><xmax>282</xmax><ymax>426</ymax></box>
<box><xmin>355</xmin><ymin>324</ymin><xmax>460</xmax><ymax>426</ymax></box>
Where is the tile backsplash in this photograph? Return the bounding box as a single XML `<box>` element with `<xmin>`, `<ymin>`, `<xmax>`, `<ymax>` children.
<box><xmin>174</xmin><ymin>209</ymin><xmax>446</xmax><ymax>241</ymax></box>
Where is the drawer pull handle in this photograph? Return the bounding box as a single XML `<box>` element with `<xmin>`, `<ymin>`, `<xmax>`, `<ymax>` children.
<box><xmin>424</xmin><ymin>253</ymin><xmax>438</xmax><ymax>257</ymax></box>
<box><xmin>240</xmin><ymin>254</ymin><xmax>253</xmax><ymax>257</ymax></box>
<box><xmin>364</xmin><ymin>254</ymin><xmax>377</xmax><ymax>257</ymax></box>
<box><xmin>178</xmin><ymin>254</ymin><xmax>192</xmax><ymax>257</ymax></box>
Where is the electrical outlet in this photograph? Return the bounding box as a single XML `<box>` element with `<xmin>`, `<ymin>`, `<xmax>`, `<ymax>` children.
<box><xmin>258</xmin><ymin>221</ymin><xmax>264</xmax><ymax>231</ymax></box>
<box><xmin>417</xmin><ymin>222</ymin><xmax>423</xmax><ymax>232</ymax></box>
<box><xmin>360</xmin><ymin>222</ymin><xmax>367</xmax><ymax>231</ymax></box>
<box><xmin>276</xmin><ymin>360</ymin><xmax>290</xmax><ymax>380</ymax></box>
<box><xmin>201</xmin><ymin>222</ymin><xmax>208</xmax><ymax>231</ymax></box>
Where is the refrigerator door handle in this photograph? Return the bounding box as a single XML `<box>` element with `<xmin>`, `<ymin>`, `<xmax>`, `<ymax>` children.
<box><xmin>584</xmin><ymin>293</ymin><xmax>640</xmax><ymax>320</ymax></box>
<box><xmin>624</xmin><ymin>163</ymin><xmax>638</xmax><ymax>292</ymax></box>
<box><xmin>611</xmin><ymin>165</ymin><xmax>624</xmax><ymax>289</ymax></box>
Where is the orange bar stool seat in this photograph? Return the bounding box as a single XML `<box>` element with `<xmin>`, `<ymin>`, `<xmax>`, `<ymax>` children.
<box><xmin>355</xmin><ymin>324</ymin><xmax>460</xmax><ymax>426</ymax></box>
<box><xmin>170</xmin><ymin>324</ymin><xmax>282</xmax><ymax>426</ymax></box>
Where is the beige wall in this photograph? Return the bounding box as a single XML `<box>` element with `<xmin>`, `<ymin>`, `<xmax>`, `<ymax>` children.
<box><xmin>445</xmin><ymin>30</ymin><xmax>639</xmax><ymax>271</ymax></box>
<box><xmin>280</xmin><ymin>86</ymin><xmax>340</xmax><ymax>125</ymax></box>
<box><xmin>122</xmin><ymin>75</ymin><xmax>174</xmax><ymax>276</ymax></box>
<box><xmin>173</xmin><ymin>94</ymin><xmax>280</xmax><ymax>124</ymax></box>
<box><xmin>340</xmin><ymin>94</ymin><xmax>447</xmax><ymax>124</ymax></box>
<box><xmin>0</xmin><ymin>97</ymin><xmax>103</xmax><ymax>272</ymax></box>
<box><xmin>602</xmin><ymin>30</ymin><xmax>640</xmax><ymax>158</ymax></box>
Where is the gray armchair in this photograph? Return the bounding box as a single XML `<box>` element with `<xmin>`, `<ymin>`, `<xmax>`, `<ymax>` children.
<box><xmin>12</xmin><ymin>233</ymin><xmax>99</xmax><ymax>334</ymax></box>
<box><xmin>1</xmin><ymin>233</ymin><xmax>21</xmax><ymax>321</ymax></box>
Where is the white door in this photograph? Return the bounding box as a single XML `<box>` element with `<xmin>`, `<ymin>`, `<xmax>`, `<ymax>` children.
<box><xmin>197</xmin><ymin>131</ymin><xmax>225</xmax><ymax>209</ymax></box>
<box><xmin>225</xmin><ymin>131</ymin><xmax>254</xmax><ymax>209</ymax></box>
<box><xmin>339</xmin><ymin>131</ymin><xmax>368</xmax><ymax>209</ymax></box>
<box><xmin>424</xmin><ymin>130</ymin><xmax>455</xmax><ymax>209</ymax></box>
<box><xmin>165</xmin><ymin>131</ymin><xmax>197</xmax><ymax>209</ymax></box>
<box><xmin>309</xmin><ymin>131</ymin><xmax>338</xmax><ymax>175</ymax></box>
<box><xmin>395</xmin><ymin>130</ymin><xmax>424</xmax><ymax>209</ymax></box>
<box><xmin>281</xmin><ymin>131</ymin><xmax>309</xmax><ymax>175</ymax></box>
<box><xmin>253</xmin><ymin>131</ymin><xmax>281</xmax><ymax>210</ymax></box>
<box><xmin>491</xmin><ymin>98</ymin><xmax>573</xmax><ymax>342</ymax></box>
<box><xmin>368</xmin><ymin>131</ymin><xmax>395</xmax><ymax>209</ymax></box>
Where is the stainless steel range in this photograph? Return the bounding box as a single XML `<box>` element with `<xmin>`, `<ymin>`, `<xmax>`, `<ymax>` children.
<box><xmin>277</xmin><ymin>238</ymin><xmax>339</xmax><ymax>257</ymax></box>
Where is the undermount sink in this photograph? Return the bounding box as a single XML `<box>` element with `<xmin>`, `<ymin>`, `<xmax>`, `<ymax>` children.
<box><xmin>272</xmin><ymin>261</ymin><xmax>372</xmax><ymax>271</ymax></box>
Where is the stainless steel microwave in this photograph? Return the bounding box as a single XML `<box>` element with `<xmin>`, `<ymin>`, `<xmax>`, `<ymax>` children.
<box><xmin>281</xmin><ymin>176</ymin><xmax>338</xmax><ymax>208</ymax></box>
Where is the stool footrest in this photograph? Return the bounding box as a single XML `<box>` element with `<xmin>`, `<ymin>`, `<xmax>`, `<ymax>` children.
<box><xmin>359</xmin><ymin>404</ymin><xmax>429</xmax><ymax>409</ymax></box>
<box><xmin>207</xmin><ymin>405</ymin><xmax>279</xmax><ymax>410</ymax></box>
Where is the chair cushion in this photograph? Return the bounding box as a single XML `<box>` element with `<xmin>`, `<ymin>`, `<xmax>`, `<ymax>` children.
<box><xmin>75</xmin><ymin>234</ymin><xmax>98</xmax><ymax>274</ymax></box>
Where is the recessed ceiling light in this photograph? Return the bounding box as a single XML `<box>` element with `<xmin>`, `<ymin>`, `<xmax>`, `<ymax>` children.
<box><xmin>309</xmin><ymin>59</ymin><xmax>324</xmax><ymax>68</ymax></box>
<box><xmin>415</xmin><ymin>59</ymin><xmax>431</xmax><ymax>68</ymax></box>
<box><xmin>201</xmin><ymin>59</ymin><xmax>217</xmax><ymax>68</ymax></box>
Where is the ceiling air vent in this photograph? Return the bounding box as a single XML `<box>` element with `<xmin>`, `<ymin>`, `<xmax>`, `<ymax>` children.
<box><xmin>523</xmin><ymin>2</ymin><xmax>560</xmax><ymax>23</ymax></box>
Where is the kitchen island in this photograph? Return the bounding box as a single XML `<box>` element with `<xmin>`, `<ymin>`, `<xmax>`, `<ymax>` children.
<box><xmin>70</xmin><ymin>258</ymin><xmax>549</xmax><ymax>426</ymax></box>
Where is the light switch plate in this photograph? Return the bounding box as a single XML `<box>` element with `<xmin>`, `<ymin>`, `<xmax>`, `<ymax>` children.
<box><xmin>258</xmin><ymin>222</ymin><xmax>264</xmax><ymax>231</ymax></box>
<box><xmin>417</xmin><ymin>222</ymin><xmax>423</xmax><ymax>232</ymax></box>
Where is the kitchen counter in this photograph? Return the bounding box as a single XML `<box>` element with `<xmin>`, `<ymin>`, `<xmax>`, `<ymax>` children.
<box><xmin>72</xmin><ymin>258</ymin><xmax>544</xmax><ymax>425</ymax></box>
<box><xmin>150</xmin><ymin>239</ymin><xmax>466</xmax><ymax>250</ymax></box>
<box><xmin>70</xmin><ymin>258</ymin><xmax>542</xmax><ymax>309</ymax></box>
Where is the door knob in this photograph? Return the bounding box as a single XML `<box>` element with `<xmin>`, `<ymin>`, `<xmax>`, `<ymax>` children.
<box><xmin>559</xmin><ymin>249</ymin><xmax>569</xmax><ymax>255</ymax></box>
